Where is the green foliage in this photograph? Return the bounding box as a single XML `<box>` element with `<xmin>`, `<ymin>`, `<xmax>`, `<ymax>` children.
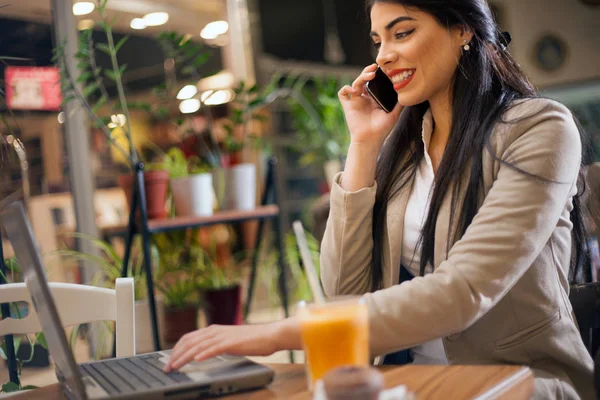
<box><xmin>258</xmin><ymin>228</ymin><xmax>322</xmax><ymax>307</ymax></box>
<box><xmin>284</xmin><ymin>75</ymin><xmax>352</xmax><ymax>165</ymax></box>
<box><xmin>196</xmin><ymin>249</ymin><xmax>244</xmax><ymax>291</ymax></box>
<box><xmin>152</xmin><ymin>230</ymin><xmax>204</xmax><ymax>308</ymax></box>
<box><xmin>155</xmin><ymin>147</ymin><xmax>213</xmax><ymax>180</ymax></box>
<box><xmin>51</xmin><ymin>233</ymin><xmax>154</xmax><ymax>301</ymax></box>
<box><xmin>0</xmin><ymin>258</ymin><xmax>49</xmax><ymax>393</ymax></box>
<box><xmin>221</xmin><ymin>80</ymin><xmax>277</xmax><ymax>154</ymax></box>
<box><xmin>157</xmin><ymin>279</ymin><xmax>199</xmax><ymax>310</ymax></box>
<box><xmin>53</xmin><ymin>2</ymin><xmax>138</xmax><ymax>165</ymax></box>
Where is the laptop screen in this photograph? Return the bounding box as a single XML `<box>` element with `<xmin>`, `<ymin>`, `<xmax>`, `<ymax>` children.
<box><xmin>0</xmin><ymin>199</ymin><xmax>87</xmax><ymax>400</ymax></box>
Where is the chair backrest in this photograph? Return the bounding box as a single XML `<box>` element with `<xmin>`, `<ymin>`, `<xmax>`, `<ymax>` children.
<box><xmin>0</xmin><ymin>277</ymin><xmax>135</xmax><ymax>358</ymax></box>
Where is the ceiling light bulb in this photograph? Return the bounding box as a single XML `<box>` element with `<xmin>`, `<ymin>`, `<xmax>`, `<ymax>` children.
<box><xmin>176</xmin><ymin>85</ymin><xmax>198</xmax><ymax>100</ymax></box>
<box><xmin>143</xmin><ymin>12</ymin><xmax>169</xmax><ymax>27</ymax></box>
<box><xmin>73</xmin><ymin>2</ymin><xmax>95</xmax><ymax>16</ymax></box>
<box><xmin>200</xmin><ymin>90</ymin><xmax>214</xmax><ymax>103</ymax></box>
<box><xmin>200</xmin><ymin>21</ymin><xmax>229</xmax><ymax>40</ymax></box>
<box><xmin>179</xmin><ymin>99</ymin><xmax>201</xmax><ymax>114</ymax></box>
<box><xmin>130</xmin><ymin>18</ymin><xmax>146</xmax><ymax>30</ymax></box>
<box><xmin>203</xmin><ymin>90</ymin><xmax>233</xmax><ymax>106</ymax></box>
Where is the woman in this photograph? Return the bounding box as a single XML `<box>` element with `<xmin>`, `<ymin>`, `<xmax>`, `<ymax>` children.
<box><xmin>165</xmin><ymin>0</ymin><xmax>594</xmax><ymax>397</ymax></box>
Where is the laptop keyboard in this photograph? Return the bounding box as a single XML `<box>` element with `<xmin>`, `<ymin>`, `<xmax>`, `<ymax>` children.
<box><xmin>79</xmin><ymin>353</ymin><xmax>191</xmax><ymax>396</ymax></box>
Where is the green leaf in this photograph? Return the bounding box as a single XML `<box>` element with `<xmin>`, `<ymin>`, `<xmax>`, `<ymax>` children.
<box><xmin>96</xmin><ymin>43</ymin><xmax>112</xmax><ymax>55</ymax></box>
<box><xmin>22</xmin><ymin>385</ymin><xmax>39</xmax><ymax>390</ymax></box>
<box><xmin>75</xmin><ymin>71</ymin><xmax>92</xmax><ymax>84</ymax></box>
<box><xmin>13</xmin><ymin>337</ymin><xmax>21</xmax><ymax>356</ymax></box>
<box><xmin>192</xmin><ymin>53</ymin><xmax>210</xmax><ymax>67</ymax></box>
<box><xmin>180</xmin><ymin>65</ymin><xmax>196</xmax><ymax>77</ymax></box>
<box><xmin>76</xmin><ymin>61</ymin><xmax>89</xmax><ymax>71</ymax></box>
<box><xmin>2</xmin><ymin>382</ymin><xmax>21</xmax><ymax>393</ymax></box>
<box><xmin>61</xmin><ymin>95</ymin><xmax>76</xmax><ymax>107</ymax></box>
<box><xmin>115</xmin><ymin>36</ymin><xmax>129</xmax><ymax>53</ymax></box>
<box><xmin>82</xmin><ymin>82</ymin><xmax>100</xmax><ymax>98</ymax></box>
<box><xmin>248</xmin><ymin>84</ymin><xmax>259</xmax><ymax>94</ymax></box>
<box><xmin>91</xmin><ymin>96</ymin><xmax>108</xmax><ymax>114</ymax></box>
<box><xmin>248</xmin><ymin>98</ymin><xmax>265</xmax><ymax>109</ymax></box>
<box><xmin>109</xmin><ymin>14</ymin><xmax>118</xmax><ymax>29</ymax></box>
<box><xmin>104</xmin><ymin>69</ymin><xmax>117</xmax><ymax>81</ymax></box>
<box><xmin>119</xmin><ymin>64</ymin><xmax>128</xmax><ymax>76</ymax></box>
<box><xmin>35</xmin><ymin>333</ymin><xmax>48</xmax><ymax>350</ymax></box>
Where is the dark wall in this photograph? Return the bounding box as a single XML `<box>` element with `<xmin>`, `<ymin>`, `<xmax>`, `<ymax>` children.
<box><xmin>0</xmin><ymin>17</ymin><xmax>222</xmax><ymax>96</ymax></box>
<box><xmin>257</xmin><ymin>0</ymin><xmax>375</xmax><ymax>66</ymax></box>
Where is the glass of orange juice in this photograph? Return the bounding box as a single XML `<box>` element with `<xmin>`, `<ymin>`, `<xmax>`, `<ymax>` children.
<box><xmin>297</xmin><ymin>297</ymin><xmax>369</xmax><ymax>389</ymax></box>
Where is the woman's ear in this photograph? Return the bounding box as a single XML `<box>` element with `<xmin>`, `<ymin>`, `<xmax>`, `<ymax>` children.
<box><xmin>460</xmin><ymin>26</ymin><xmax>474</xmax><ymax>45</ymax></box>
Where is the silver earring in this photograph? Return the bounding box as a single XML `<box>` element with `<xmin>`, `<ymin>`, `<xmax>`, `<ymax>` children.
<box><xmin>463</xmin><ymin>39</ymin><xmax>470</xmax><ymax>51</ymax></box>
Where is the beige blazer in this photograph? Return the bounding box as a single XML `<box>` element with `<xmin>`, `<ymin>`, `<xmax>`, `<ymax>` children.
<box><xmin>321</xmin><ymin>98</ymin><xmax>594</xmax><ymax>399</ymax></box>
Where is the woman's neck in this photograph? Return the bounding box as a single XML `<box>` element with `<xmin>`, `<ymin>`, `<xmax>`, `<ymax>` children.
<box><xmin>427</xmin><ymin>88</ymin><xmax>453</xmax><ymax>173</ymax></box>
<box><xmin>428</xmin><ymin>88</ymin><xmax>453</xmax><ymax>143</ymax></box>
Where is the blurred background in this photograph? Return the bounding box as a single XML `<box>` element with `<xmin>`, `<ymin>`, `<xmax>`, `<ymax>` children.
<box><xmin>0</xmin><ymin>0</ymin><xmax>598</xmax><ymax>391</ymax></box>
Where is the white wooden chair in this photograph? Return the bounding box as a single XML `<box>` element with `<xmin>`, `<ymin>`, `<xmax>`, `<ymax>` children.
<box><xmin>0</xmin><ymin>277</ymin><xmax>135</xmax><ymax>358</ymax></box>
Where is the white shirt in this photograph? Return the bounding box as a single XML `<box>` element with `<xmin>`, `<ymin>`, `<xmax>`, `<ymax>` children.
<box><xmin>400</xmin><ymin>109</ymin><xmax>449</xmax><ymax>365</ymax></box>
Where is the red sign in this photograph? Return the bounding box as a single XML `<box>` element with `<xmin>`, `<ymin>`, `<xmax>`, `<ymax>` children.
<box><xmin>4</xmin><ymin>66</ymin><xmax>62</xmax><ymax>111</ymax></box>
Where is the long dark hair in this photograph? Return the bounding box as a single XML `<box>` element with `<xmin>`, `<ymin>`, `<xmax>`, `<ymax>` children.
<box><xmin>366</xmin><ymin>0</ymin><xmax>589</xmax><ymax>289</ymax></box>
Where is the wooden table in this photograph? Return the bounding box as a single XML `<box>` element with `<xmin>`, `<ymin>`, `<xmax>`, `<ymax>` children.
<box><xmin>12</xmin><ymin>363</ymin><xmax>533</xmax><ymax>399</ymax></box>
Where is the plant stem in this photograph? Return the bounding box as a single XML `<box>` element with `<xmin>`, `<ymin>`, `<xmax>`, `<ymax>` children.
<box><xmin>61</xmin><ymin>60</ymin><xmax>132</xmax><ymax>163</ymax></box>
<box><xmin>86</xmin><ymin>34</ymin><xmax>121</xmax><ymax>128</ymax></box>
<box><xmin>97</xmin><ymin>5</ymin><xmax>137</xmax><ymax>164</ymax></box>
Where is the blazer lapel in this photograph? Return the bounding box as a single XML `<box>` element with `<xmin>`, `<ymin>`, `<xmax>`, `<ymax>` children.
<box><xmin>433</xmin><ymin>165</ymin><xmax>471</xmax><ymax>269</ymax></box>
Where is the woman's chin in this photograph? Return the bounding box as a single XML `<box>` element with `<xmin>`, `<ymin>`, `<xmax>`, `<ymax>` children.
<box><xmin>396</xmin><ymin>92</ymin><xmax>423</xmax><ymax>108</ymax></box>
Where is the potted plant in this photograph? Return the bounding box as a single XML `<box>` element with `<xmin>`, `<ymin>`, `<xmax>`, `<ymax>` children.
<box><xmin>197</xmin><ymin>241</ymin><xmax>244</xmax><ymax>327</ymax></box>
<box><xmin>218</xmin><ymin>81</ymin><xmax>275</xmax><ymax>211</ymax></box>
<box><xmin>284</xmin><ymin>75</ymin><xmax>352</xmax><ymax>189</ymax></box>
<box><xmin>157</xmin><ymin>275</ymin><xmax>199</xmax><ymax>344</ymax></box>
<box><xmin>161</xmin><ymin>147</ymin><xmax>215</xmax><ymax>217</ymax></box>
<box><xmin>52</xmin><ymin>233</ymin><xmax>165</xmax><ymax>355</ymax></box>
<box><xmin>152</xmin><ymin>230</ymin><xmax>203</xmax><ymax>343</ymax></box>
<box><xmin>53</xmin><ymin>1</ymin><xmax>183</xmax><ymax>220</ymax></box>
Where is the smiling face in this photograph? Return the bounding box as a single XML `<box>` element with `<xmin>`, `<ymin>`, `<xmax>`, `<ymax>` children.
<box><xmin>370</xmin><ymin>3</ymin><xmax>472</xmax><ymax>107</ymax></box>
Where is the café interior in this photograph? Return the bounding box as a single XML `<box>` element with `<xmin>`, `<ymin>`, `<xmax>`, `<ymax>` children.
<box><xmin>0</xmin><ymin>0</ymin><xmax>599</xmax><ymax>398</ymax></box>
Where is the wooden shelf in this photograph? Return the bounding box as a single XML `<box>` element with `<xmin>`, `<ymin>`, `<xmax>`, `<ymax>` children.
<box><xmin>102</xmin><ymin>205</ymin><xmax>280</xmax><ymax>236</ymax></box>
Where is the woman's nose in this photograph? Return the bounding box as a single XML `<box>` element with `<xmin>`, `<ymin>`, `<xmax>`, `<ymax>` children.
<box><xmin>376</xmin><ymin>45</ymin><xmax>398</xmax><ymax>66</ymax></box>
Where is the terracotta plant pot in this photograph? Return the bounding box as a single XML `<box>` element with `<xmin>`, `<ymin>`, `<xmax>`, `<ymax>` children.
<box><xmin>203</xmin><ymin>285</ymin><xmax>242</xmax><ymax>326</ymax></box>
<box><xmin>118</xmin><ymin>170</ymin><xmax>169</xmax><ymax>220</ymax></box>
<box><xmin>164</xmin><ymin>305</ymin><xmax>198</xmax><ymax>344</ymax></box>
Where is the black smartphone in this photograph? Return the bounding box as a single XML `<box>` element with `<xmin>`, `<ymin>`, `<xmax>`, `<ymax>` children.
<box><xmin>365</xmin><ymin>66</ymin><xmax>398</xmax><ymax>113</ymax></box>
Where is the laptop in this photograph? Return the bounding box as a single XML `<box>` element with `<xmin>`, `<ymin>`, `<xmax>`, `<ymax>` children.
<box><xmin>0</xmin><ymin>199</ymin><xmax>274</xmax><ymax>399</ymax></box>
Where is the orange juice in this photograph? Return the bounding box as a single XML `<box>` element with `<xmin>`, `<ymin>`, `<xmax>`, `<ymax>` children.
<box><xmin>297</xmin><ymin>298</ymin><xmax>369</xmax><ymax>386</ymax></box>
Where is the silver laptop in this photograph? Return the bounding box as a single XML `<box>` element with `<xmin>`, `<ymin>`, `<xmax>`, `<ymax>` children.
<box><xmin>0</xmin><ymin>199</ymin><xmax>274</xmax><ymax>399</ymax></box>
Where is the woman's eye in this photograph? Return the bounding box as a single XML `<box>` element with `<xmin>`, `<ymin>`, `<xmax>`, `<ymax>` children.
<box><xmin>373</xmin><ymin>42</ymin><xmax>381</xmax><ymax>49</ymax></box>
<box><xmin>395</xmin><ymin>29</ymin><xmax>415</xmax><ymax>39</ymax></box>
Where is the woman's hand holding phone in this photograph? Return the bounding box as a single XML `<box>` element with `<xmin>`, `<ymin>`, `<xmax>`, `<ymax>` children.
<box><xmin>338</xmin><ymin>63</ymin><xmax>403</xmax><ymax>149</ymax></box>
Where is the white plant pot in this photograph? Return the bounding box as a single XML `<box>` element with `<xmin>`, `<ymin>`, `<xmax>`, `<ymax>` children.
<box><xmin>224</xmin><ymin>163</ymin><xmax>256</xmax><ymax>211</ymax></box>
<box><xmin>324</xmin><ymin>159</ymin><xmax>342</xmax><ymax>190</ymax></box>
<box><xmin>170</xmin><ymin>173</ymin><xmax>214</xmax><ymax>217</ymax></box>
<box><xmin>135</xmin><ymin>299</ymin><xmax>166</xmax><ymax>355</ymax></box>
